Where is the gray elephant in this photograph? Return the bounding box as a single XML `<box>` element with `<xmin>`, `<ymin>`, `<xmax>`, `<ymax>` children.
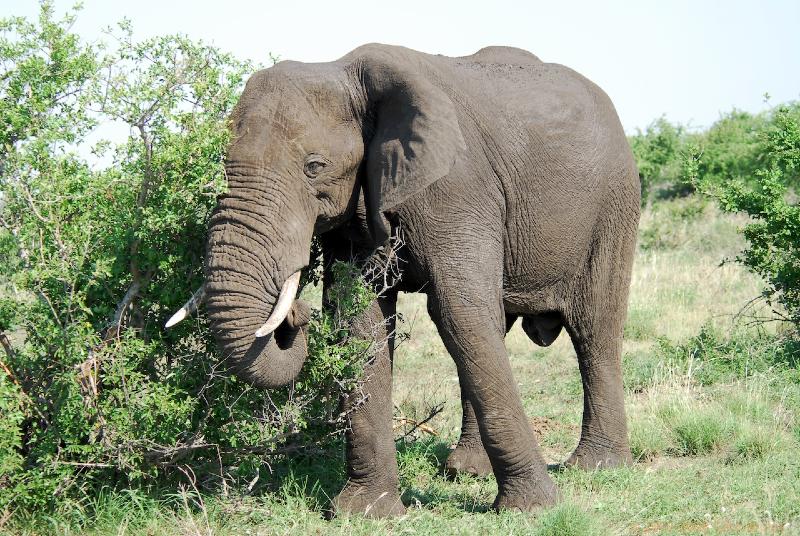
<box><xmin>168</xmin><ymin>43</ymin><xmax>640</xmax><ymax>517</ymax></box>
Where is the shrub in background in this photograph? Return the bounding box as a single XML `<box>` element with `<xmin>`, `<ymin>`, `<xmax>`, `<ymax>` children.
<box><xmin>628</xmin><ymin>105</ymin><xmax>795</xmax><ymax>206</ymax></box>
<box><xmin>629</xmin><ymin>116</ymin><xmax>687</xmax><ymax>205</ymax></box>
<box><xmin>691</xmin><ymin>105</ymin><xmax>800</xmax><ymax>326</ymax></box>
<box><xmin>695</xmin><ymin>109</ymin><xmax>766</xmax><ymax>186</ymax></box>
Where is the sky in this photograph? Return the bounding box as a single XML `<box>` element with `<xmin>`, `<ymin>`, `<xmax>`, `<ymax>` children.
<box><xmin>3</xmin><ymin>0</ymin><xmax>799</xmax><ymax>133</ymax></box>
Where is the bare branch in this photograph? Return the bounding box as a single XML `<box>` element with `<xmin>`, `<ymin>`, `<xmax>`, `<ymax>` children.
<box><xmin>394</xmin><ymin>402</ymin><xmax>445</xmax><ymax>441</ymax></box>
<box><xmin>54</xmin><ymin>460</ymin><xmax>114</xmax><ymax>469</ymax></box>
<box><xmin>362</xmin><ymin>225</ymin><xmax>405</xmax><ymax>296</ymax></box>
<box><xmin>0</xmin><ymin>333</ymin><xmax>17</xmax><ymax>364</ymax></box>
<box><xmin>19</xmin><ymin>183</ymin><xmax>50</xmax><ymax>224</ymax></box>
<box><xmin>36</xmin><ymin>289</ymin><xmax>62</xmax><ymax>329</ymax></box>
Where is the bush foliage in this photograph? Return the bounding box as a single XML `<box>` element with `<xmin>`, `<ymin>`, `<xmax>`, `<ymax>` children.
<box><xmin>0</xmin><ymin>3</ymin><xmax>377</xmax><ymax>515</ymax></box>
<box><xmin>629</xmin><ymin>104</ymin><xmax>796</xmax><ymax>205</ymax></box>
<box><xmin>629</xmin><ymin>117</ymin><xmax>687</xmax><ymax>204</ymax></box>
<box><xmin>688</xmin><ymin>106</ymin><xmax>800</xmax><ymax>325</ymax></box>
<box><xmin>630</xmin><ymin>102</ymin><xmax>800</xmax><ymax>327</ymax></box>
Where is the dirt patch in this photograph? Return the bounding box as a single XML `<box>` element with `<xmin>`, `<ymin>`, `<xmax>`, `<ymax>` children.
<box><xmin>529</xmin><ymin>416</ymin><xmax>558</xmax><ymax>437</ymax></box>
<box><xmin>529</xmin><ymin>416</ymin><xmax>581</xmax><ymax>463</ymax></box>
<box><xmin>529</xmin><ymin>415</ymin><xmax>579</xmax><ymax>437</ymax></box>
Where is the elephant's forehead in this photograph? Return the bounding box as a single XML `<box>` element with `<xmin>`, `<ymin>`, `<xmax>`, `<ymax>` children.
<box><xmin>228</xmin><ymin>93</ymin><xmax>360</xmax><ymax>168</ymax></box>
<box><xmin>243</xmin><ymin>63</ymin><xmax>351</xmax><ymax>120</ymax></box>
<box><xmin>232</xmin><ymin>96</ymin><xmax>293</xmax><ymax>142</ymax></box>
<box><xmin>234</xmin><ymin>89</ymin><xmax>349</xmax><ymax>144</ymax></box>
<box><xmin>232</xmin><ymin>97</ymin><xmax>352</xmax><ymax>148</ymax></box>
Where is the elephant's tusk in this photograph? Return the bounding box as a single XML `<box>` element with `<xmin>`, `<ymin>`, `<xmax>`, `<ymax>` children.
<box><xmin>165</xmin><ymin>285</ymin><xmax>206</xmax><ymax>328</ymax></box>
<box><xmin>255</xmin><ymin>271</ymin><xmax>301</xmax><ymax>338</ymax></box>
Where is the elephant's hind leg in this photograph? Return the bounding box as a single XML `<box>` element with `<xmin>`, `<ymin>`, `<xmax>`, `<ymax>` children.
<box><xmin>427</xmin><ymin>269</ymin><xmax>558</xmax><ymax>511</ymax></box>
<box><xmin>563</xmin><ymin>317</ymin><xmax>633</xmax><ymax>470</ymax></box>
<box><xmin>445</xmin><ymin>380</ymin><xmax>493</xmax><ymax>478</ymax></box>
<box><xmin>562</xmin><ymin>212</ymin><xmax>636</xmax><ymax>470</ymax></box>
<box><xmin>445</xmin><ymin>313</ymin><xmax>518</xmax><ymax>478</ymax></box>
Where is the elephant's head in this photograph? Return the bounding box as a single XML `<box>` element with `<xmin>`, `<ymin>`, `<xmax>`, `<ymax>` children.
<box><xmin>171</xmin><ymin>45</ymin><xmax>465</xmax><ymax>389</ymax></box>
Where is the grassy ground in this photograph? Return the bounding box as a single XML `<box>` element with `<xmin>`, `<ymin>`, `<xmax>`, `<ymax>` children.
<box><xmin>9</xmin><ymin>197</ymin><xmax>800</xmax><ymax>535</ymax></box>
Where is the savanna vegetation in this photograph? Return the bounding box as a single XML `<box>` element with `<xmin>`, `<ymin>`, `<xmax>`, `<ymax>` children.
<box><xmin>0</xmin><ymin>3</ymin><xmax>798</xmax><ymax>534</ymax></box>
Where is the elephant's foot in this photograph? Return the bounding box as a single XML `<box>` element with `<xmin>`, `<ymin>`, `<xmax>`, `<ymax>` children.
<box><xmin>445</xmin><ymin>444</ymin><xmax>493</xmax><ymax>477</ymax></box>
<box><xmin>563</xmin><ymin>442</ymin><xmax>633</xmax><ymax>470</ymax></box>
<box><xmin>330</xmin><ymin>481</ymin><xmax>406</xmax><ymax>518</ymax></box>
<box><xmin>492</xmin><ymin>466</ymin><xmax>560</xmax><ymax>512</ymax></box>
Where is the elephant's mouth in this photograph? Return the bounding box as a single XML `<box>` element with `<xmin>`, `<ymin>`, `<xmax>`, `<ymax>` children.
<box><xmin>271</xmin><ymin>299</ymin><xmax>312</xmax><ymax>350</ymax></box>
<box><xmin>254</xmin><ymin>271</ymin><xmax>303</xmax><ymax>338</ymax></box>
<box><xmin>208</xmin><ymin>290</ymin><xmax>313</xmax><ymax>389</ymax></box>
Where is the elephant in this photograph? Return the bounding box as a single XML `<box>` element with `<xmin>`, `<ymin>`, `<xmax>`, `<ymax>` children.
<box><xmin>167</xmin><ymin>43</ymin><xmax>640</xmax><ymax>517</ymax></box>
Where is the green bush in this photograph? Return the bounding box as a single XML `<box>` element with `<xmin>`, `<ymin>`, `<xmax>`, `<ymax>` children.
<box><xmin>696</xmin><ymin>109</ymin><xmax>766</xmax><ymax>186</ymax></box>
<box><xmin>0</xmin><ymin>372</ymin><xmax>25</xmax><ymax>509</ymax></box>
<box><xmin>629</xmin><ymin>117</ymin><xmax>687</xmax><ymax>205</ymax></box>
<box><xmin>762</xmin><ymin>103</ymin><xmax>800</xmax><ymax>186</ymax></box>
<box><xmin>0</xmin><ymin>3</ymin><xmax>379</xmax><ymax>517</ymax></box>
<box><xmin>628</xmin><ymin>105</ymin><xmax>797</xmax><ymax>208</ymax></box>
<box><xmin>692</xmin><ymin>104</ymin><xmax>800</xmax><ymax>325</ymax></box>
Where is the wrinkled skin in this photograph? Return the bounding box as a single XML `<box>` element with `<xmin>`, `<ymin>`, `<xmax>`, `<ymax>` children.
<box><xmin>202</xmin><ymin>44</ymin><xmax>639</xmax><ymax>517</ymax></box>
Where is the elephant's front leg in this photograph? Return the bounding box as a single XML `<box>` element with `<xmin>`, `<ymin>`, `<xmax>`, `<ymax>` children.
<box><xmin>331</xmin><ymin>294</ymin><xmax>406</xmax><ymax>518</ymax></box>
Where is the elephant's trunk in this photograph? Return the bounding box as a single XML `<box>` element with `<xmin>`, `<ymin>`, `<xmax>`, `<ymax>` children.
<box><xmin>204</xmin><ymin>167</ymin><xmax>314</xmax><ymax>389</ymax></box>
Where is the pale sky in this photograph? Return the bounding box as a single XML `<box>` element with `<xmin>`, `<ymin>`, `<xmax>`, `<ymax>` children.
<box><xmin>3</xmin><ymin>0</ymin><xmax>799</xmax><ymax>133</ymax></box>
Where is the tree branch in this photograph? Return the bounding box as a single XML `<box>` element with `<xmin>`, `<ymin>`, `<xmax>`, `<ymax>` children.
<box><xmin>0</xmin><ymin>332</ymin><xmax>48</xmax><ymax>422</ymax></box>
<box><xmin>106</xmin><ymin>279</ymin><xmax>140</xmax><ymax>339</ymax></box>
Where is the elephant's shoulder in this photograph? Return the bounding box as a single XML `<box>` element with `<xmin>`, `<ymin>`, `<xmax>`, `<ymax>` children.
<box><xmin>463</xmin><ymin>46</ymin><xmax>542</xmax><ymax>66</ymax></box>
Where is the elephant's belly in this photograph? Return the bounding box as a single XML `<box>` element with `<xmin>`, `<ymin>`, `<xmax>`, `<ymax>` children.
<box><xmin>501</xmin><ymin>211</ymin><xmax>595</xmax><ymax>316</ymax></box>
<box><xmin>502</xmin><ymin>279</ymin><xmax>567</xmax><ymax>316</ymax></box>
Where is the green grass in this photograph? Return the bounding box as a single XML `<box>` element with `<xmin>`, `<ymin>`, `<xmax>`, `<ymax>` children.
<box><xmin>6</xmin><ymin>196</ymin><xmax>800</xmax><ymax>534</ymax></box>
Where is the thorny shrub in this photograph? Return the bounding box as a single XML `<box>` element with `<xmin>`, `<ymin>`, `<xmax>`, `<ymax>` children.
<box><xmin>0</xmin><ymin>3</ymin><xmax>387</xmax><ymax>515</ymax></box>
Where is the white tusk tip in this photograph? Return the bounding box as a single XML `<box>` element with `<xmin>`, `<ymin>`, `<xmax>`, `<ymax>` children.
<box><xmin>254</xmin><ymin>327</ymin><xmax>272</xmax><ymax>338</ymax></box>
<box><xmin>165</xmin><ymin>309</ymin><xmax>187</xmax><ymax>329</ymax></box>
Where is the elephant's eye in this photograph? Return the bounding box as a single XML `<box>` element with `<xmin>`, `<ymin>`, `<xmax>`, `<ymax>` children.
<box><xmin>303</xmin><ymin>157</ymin><xmax>328</xmax><ymax>178</ymax></box>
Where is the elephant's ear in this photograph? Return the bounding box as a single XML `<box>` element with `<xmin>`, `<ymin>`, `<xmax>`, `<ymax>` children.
<box><xmin>359</xmin><ymin>47</ymin><xmax>466</xmax><ymax>243</ymax></box>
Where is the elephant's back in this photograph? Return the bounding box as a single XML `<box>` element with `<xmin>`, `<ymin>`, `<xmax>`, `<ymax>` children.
<box><xmin>460</xmin><ymin>46</ymin><xmax>542</xmax><ymax>66</ymax></box>
<box><xmin>447</xmin><ymin>53</ymin><xmax>624</xmax><ymax>159</ymax></box>
<box><xmin>441</xmin><ymin>51</ymin><xmax>633</xmax><ymax>196</ymax></box>
<box><xmin>437</xmin><ymin>50</ymin><xmax>638</xmax><ymax>294</ymax></box>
